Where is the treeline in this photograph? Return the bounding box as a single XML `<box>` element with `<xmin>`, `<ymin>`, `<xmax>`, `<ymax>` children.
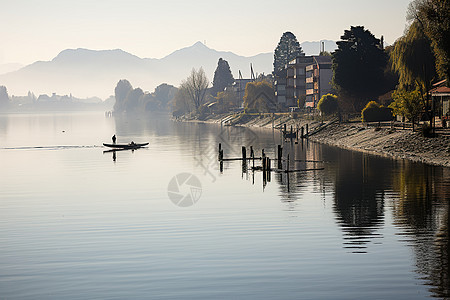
<box><xmin>113</xmin><ymin>81</ymin><xmax>177</xmax><ymax>113</ymax></box>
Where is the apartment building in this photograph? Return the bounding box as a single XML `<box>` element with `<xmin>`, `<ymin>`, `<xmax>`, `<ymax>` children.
<box><xmin>275</xmin><ymin>55</ymin><xmax>332</xmax><ymax>109</ymax></box>
<box><xmin>305</xmin><ymin>56</ymin><xmax>332</xmax><ymax>108</ymax></box>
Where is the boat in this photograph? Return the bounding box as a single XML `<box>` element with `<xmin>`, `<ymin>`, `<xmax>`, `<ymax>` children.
<box><xmin>103</xmin><ymin>142</ymin><xmax>149</xmax><ymax>149</ymax></box>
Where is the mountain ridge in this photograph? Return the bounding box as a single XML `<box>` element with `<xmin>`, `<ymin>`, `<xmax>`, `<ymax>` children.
<box><xmin>0</xmin><ymin>41</ymin><xmax>336</xmax><ymax>98</ymax></box>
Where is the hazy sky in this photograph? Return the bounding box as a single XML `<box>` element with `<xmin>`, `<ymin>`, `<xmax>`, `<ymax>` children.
<box><xmin>0</xmin><ymin>0</ymin><xmax>412</xmax><ymax>65</ymax></box>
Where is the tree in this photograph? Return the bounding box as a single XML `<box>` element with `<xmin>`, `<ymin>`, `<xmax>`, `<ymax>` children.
<box><xmin>332</xmin><ymin>26</ymin><xmax>388</xmax><ymax>112</ymax></box>
<box><xmin>172</xmin><ymin>87</ymin><xmax>193</xmax><ymax>116</ymax></box>
<box><xmin>317</xmin><ymin>94</ymin><xmax>338</xmax><ymax>116</ymax></box>
<box><xmin>153</xmin><ymin>83</ymin><xmax>177</xmax><ymax>110</ymax></box>
<box><xmin>389</xmin><ymin>89</ymin><xmax>424</xmax><ymax>131</ymax></box>
<box><xmin>0</xmin><ymin>86</ymin><xmax>10</xmax><ymax>110</ymax></box>
<box><xmin>179</xmin><ymin>68</ymin><xmax>209</xmax><ymax>112</ymax></box>
<box><xmin>408</xmin><ymin>0</ymin><xmax>450</xmax><ymax>81</ymax></box>
<box><xmin>390</xmin><ymin>21</ymin><xmax>437</xmax><ymax>94</ymax></box>
<box><xmin>124</xmin><ymin>87</ymin><xmax>144</xmax><ymax>112</ymax></box>
<box><xmin>114</xmin><ymin>79</ymin><xmax>132</xmax><ymax>112</ymax></box>
<box><xmin>243</xmin><ymin>80</ymin><xmax>276</xmax><ymax>113</ymax></box>
<box><xmin>212</xmin><ymin>58</ymin><xmax>235</xmax><ymax>96</ymax></box>
<box><xmin>273</xmin><ymin>32</ymin><xmax>304</xmax><ymax>73</ymax></box>
<box><xmin>215</xmin><ymin>90</ymin><xmax>240</xmax><ymax>113</ymax></box>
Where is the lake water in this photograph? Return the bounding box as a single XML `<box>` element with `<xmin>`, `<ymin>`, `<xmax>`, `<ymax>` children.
<box><xmin>0</xmin><ymin>112</ymin><xmax>449</xmax><ymax>299</ymax></box>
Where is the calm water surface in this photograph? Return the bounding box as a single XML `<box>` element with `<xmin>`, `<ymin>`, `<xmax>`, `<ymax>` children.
<box><xmin>0</xmin><ymin>112</ymin><xmax>449</xmax><ymax>299</ymax></box>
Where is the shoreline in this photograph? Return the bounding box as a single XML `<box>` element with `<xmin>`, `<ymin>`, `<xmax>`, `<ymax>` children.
<box><xmin>182</xmin><ymin>113</ymin><xmax>450</xmax><ymax>168</ymax></box>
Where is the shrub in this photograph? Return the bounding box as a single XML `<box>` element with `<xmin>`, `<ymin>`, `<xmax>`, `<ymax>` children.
<box><xmin>361</xmin><ymin>101</ymin><xmax>393</xmax><ymax>122</ymax></box>
<box><xmin>317</xmin><ymin>94</ymin><xmax>338</xmax><ymax>115</ymax></box>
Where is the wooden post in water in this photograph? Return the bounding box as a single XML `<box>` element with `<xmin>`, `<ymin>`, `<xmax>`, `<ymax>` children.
<box><xmin>250</xmin><ymin>146</ymin><xmax>255</xmax><ymax>168</ymax></box>
<box><xmin>287</xmin><ymin>154</ymin><xmax>290</xmax><ymax>173</ymax></box>
<box><xmin>277</xmin><ymin>145</ymin><xmax>282</xmax><ymax>169</ymax></box>
<box><xmin>284</xmin><ymin>124</ymin><xmax>287</xmax><ymax>135</ymax></box>
<box><xmin>242</xmin><ymin>146</ymin><xmax>247</xmax><ymax>161</ymax></box>
<box><xmin>218</xmin><ymin>143</ymin><xmax>223</xmax><ymax>161</ymax></box>
<box><xmin>301</xmin><ymin>126</ymin><xmax>304</xmax><ymax>139</ymax></box>
<box><xmin>306</xmin><ymin>124</ymin><xmax>309</xmax><ymax>135</ymax></box>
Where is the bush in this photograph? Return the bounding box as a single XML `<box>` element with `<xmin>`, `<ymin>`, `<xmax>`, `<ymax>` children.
<box><xmin>361</xmin><ymin>101</ymin><xmax>393</xmax><ymax>122</ymax></box>
<box><xmin>317</xmin><ymin>94</ymin><xmax>338</xmax><ymax>116</ymax></box>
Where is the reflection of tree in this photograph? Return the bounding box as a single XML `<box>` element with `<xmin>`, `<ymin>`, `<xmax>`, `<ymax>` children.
<box><xmin>391</xmin><ymin>163</ymin><xmax>450</xmax><ymax>298</ymax></box>
<box><xmin>330</xmin><ymin>151</ymin><xmax>387</xmax><ymax>252</ymax></box>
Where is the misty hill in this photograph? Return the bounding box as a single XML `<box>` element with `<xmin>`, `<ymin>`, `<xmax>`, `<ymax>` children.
<box><xmin>0</xmin><ymin>40</ymin><xmax>336</xmax><ymax>99</ymax></box>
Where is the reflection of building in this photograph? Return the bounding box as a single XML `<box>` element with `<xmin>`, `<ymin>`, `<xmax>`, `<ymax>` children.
<box><xmin>305</xmin><ymin>56</ymin><xmax>332</xmax><ymax>108</ymax></box>
<box><xmin>274</xmin><ymin>55</ymin><xmax>333</xmax><ymax>109</ymax></box>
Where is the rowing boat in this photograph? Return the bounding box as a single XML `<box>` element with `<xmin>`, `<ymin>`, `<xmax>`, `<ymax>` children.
<box><xmin>103</xmin><ymin>142</ymin><xmax>149</xmax><ymax>149</ymax></box>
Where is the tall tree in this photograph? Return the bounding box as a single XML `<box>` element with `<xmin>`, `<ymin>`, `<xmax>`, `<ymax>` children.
<box><xmin>0</xmin><ymin>86</ymin><xmax>10</xmax><ymax>110</ymax></box>
<box><xmin>408</xmin><ymin>0</ymin><xmax>450</xmax><ymax>81</ymax></box>
<box><xmin>179</xmin><ymin>68</ymin><xmax>209</xmax><ymax>111</ymax></box>
<box><xmin>212</xmin><ymin>58</ymin><xmax>235</xmax><ymax>96</ymax></box>
<box><xmin>390</xmin><ymin>20</ymin><xmax>437</xmax><ymax>95</ymax></box>
<box><xmin>332</xmin><ymin>26</ymin><xmax>388</xmax><ymax>111</ymax></box>
<box><xmin>273</xmin><ymin>32</ymin><xmax>304</xmax><ymax>73</ymax></box>
<box><xmin>114</xmin><ymin>79</ymin><xmax>132</xmax><ymax>112</ymax></box>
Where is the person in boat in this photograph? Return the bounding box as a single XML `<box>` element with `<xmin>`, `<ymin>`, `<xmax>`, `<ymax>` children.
<box><xmin>130</xmin><ymin>141</ymin><xmax>136</xmax><ymax>146</ymax></box>
<box><xmin>112</xmin><ymin>134</ymin><xmax>116</xmax><ymax>144</ymax></box>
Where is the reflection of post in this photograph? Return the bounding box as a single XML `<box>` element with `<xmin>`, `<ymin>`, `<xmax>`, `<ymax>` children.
<box><xmin>112</xmin><ymin>151</ymin><xmax>116</xmax><ymax>162</ymax></box>
<box><xmin>250</xmin><ymin>146</ymin><xmax>255</xmax><ymax>168</ymax></box>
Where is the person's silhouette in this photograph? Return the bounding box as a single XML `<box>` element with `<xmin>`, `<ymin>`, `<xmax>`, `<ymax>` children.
<box><xmin>112</xmin><ymin>134</ymin><xmax>116</xmax><ymax>144</ymax></box>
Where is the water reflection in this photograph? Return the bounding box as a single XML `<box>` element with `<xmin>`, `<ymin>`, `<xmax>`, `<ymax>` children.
<box><xmin>112</xmin><ymin>113</ymin><xmax>449</xmax><ymax>298</ymax></box>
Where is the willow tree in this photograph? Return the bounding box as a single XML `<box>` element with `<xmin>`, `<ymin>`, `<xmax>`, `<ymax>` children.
<box><xmin>408</xmin><ymin>0</ymin><xmax>450</xmax><ymax>81</ymax></box>
<box><xmin>391</xmin><ymin>21</ymin><xmax>437</xmax><ymax>94</ymax></box>
<box><xmin>273</xmin><ymin>32</ymin><xmax>303</xmax><ymax>73</ymax></box>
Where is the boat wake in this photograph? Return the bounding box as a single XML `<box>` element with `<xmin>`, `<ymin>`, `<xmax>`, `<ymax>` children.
<box><xmin>1</xmin><ymin>145</ymin><xmax>103</xmax><ymax>151</ymax></box>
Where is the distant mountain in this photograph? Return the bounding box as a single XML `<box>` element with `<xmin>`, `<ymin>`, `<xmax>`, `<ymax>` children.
<box><xmin>0</xmin><ymin>41</ymin><xmax>336</xmax><ymax>98</ymax></box>
<box><xmin>0</xmin><ymin>43</ymin><xmax>272</xmax><ymax>98</ymax></box>
<box><xmin>0</xmin><ymin>63</ymin><xmax>24</xmax><ymax>75</ymax></box>
<box><xmin>300</xmin><ymin>40</ymin><xmax>337</xmax><ymax>55</ymax></box>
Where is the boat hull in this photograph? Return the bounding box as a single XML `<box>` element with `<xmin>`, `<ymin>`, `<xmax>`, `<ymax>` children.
<box><xmin>103</xmin><ymin>142</ymin><xmax>149</xmax><ymax>149</ymax></box>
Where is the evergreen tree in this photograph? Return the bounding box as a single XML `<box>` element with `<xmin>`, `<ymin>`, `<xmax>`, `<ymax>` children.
<box><xmin>332</xmin><ymin>26</ymin><xmax>388</xmax><ymax>112</ymax></box>
<box><xmin>273</xmin><ymin>32</ymin><xmax>303</xmax><ymax>73</ymax></box>
<box><xmin>212</xmin><ymin>58</ymin><xmax>235</xmax><ymax>96</ymax></box>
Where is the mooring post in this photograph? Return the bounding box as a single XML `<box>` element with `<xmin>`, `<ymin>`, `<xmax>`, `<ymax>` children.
<box><xmin>267</xmin><ymin>157</ymin><xmax>271</xmax><ymax>171</ymax></box>
<box><xmin>250</xmin><ymin>146</ymin><xmax>255</xmax><ymax>168</ymax></box>
<box><xmin>277</xmin><ymin>145</ymin><xmax>282</xmax><ymax>169</ymax></box>
<box><xmin>242</xmin><ymin>146</ymin><xmax>247</xmax><ymax>161</ymax></box>
<box><xmin>287</xmin><ymin>154</ymin><xmax>290</xmax><ymax>173</ymax></box>
<box><xmin>284</xmin><ymin>124</ymin><xmax>287</xmax><ymax>134</ymax></box>
<box><xmin>301</xmin><ymin>126</ymin><xmax>304</xmax><ymax>139</ymax></box>
<box><xmin>262</xmin><ymin>155</ymin><xmax>267</xmax><ymax>172</ymax></box>
<box><xmin>306</xmin><ymin>124</ymin><xmax>309</xmax><ymax>135</ymax></box>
